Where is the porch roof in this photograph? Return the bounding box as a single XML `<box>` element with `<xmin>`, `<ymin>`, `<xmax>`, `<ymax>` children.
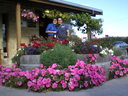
<box><xmin>29</xmin><ymin>0</ymin><xmax>103</xmax><ymax>15</ymax></box>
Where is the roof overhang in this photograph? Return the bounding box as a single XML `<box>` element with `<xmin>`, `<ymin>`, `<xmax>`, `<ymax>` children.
<box><xmin>29</xmin><ymin>0</ymin><xmax>103</xmax><ymax>16</ymax></box>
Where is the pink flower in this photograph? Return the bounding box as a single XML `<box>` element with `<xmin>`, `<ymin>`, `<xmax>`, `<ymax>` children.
<box><xmin>51</xmin><ymin>64</ymin><xmax>57</xmax><ymax>69</ymax></box>
<box><xmin>110</xmin><ymin>65</ymin><xmax>116</xmax><ymax>69</ymax></box>
<box><xmin>88</xmin><ymin>54</ymin><xmax>92</xmax><ymax>57</ymax></box>
<box><xmin>47</xmin><ymin>78</ymin><xmax>51</xmax><ymax>83</ymax></box>
<box><xmin>65</xmin><ymin>73</ymin><xmax>70</xmax><ymax>77</ymax></box>
<box><xmin>115</xmin><ymin>71</ymin><xmax>119</xmax><ymax>75</ymax></box>
<box><xmin>28</xmin><ymin>12</ymin><xmax>33</xmax><ymax>15</ymax></box>
<box><xmin>22</xmin><ymin>14</ymin><xmax>27</xmax><ymax>17</ymax></box>
<box><xmin>27</xmin><ymin>81</ymin><xmax>33</xmax><ymax>88</ymax></box>
<box><xmin>62</xmin><ymin>82</ymin><xmax>67</xmax><ymax>89</ymax></box>
<box><xmin>41</xmin><ymin>69</ymin><xmax>47</xmax><ymax>76</ymax></box>
<box><xmin>46</xmin><ymin>84</ymin><xmax>51</xmax><ymax>88</ymax></box>
<box><xmin>75</xmin><ymin>60</ymin><xmax>85</xmax><ymax>68</ymax></box>
<box><xmin>91</xmin><ymin>57</ymin><xmax>95</xmax><ymax>61</ymax></box>
<box><xmin>33</xmin><ymin>84</ymin><xmax>39</xmax><ymax>91</ymax></box>
<box><xmin>94</xmin><ymin>54</ymin><xmax>98</xmax><ymax>58</ymax></box>
<box><xmin>42</xmin><ymin>78</ymin><xmax>48</xmax><ymax>84</ymax></box>
<box><xmin>47</xmin><ymin>68</ymin><xmax>54</xmax><ymax>74</ymax></box>
<box><xmin>17</xmin><ymin>81</ymin><xmax>22</xmax><ymax>86</ymax></box>
<box><xmin>84</xmin><ymin>81</ymin><xmax>88</xmax><ymax>87</ymax></box>
<box><xmin>74</xmin><ymin>75</ymin><xmax>80</xmax><ymax>81</ymax></box>
<box><xmin>120</xmin><ymin>71</ymin><xmax>123</xmax><ymax>76</ymax></box>
<box><xmin>39</xmin><ymin>64</ymin><xmax>44</xmax><ymax>69</ymax></box>
<box><xmin>68</xmin><ymin>83</ymin><xmax>74</xmax><ymax>91</ymax></box>
<box><xmin>52</xmin><ymin>83</ymin><xmax>58</xmax><ymax>89</ymax></box>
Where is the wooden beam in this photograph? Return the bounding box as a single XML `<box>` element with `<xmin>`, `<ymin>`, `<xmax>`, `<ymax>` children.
<box><xmin>16</xmin><ymin>1</ymin><xmax>21</xmax><ymax>49</ymax></box>
<box><xmin>30</xmin><ymin>0</ymin><xmax>92</xmax><ymax>14</ymax></box>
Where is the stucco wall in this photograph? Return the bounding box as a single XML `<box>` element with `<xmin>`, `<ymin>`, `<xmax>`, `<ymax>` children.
<box><xmin>21</xmin><ymin>23</ymin><xmax>39</xmax><ymax>44</ymax></box>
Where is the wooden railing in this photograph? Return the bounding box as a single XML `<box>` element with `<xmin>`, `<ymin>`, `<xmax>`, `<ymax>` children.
<box><xmin>0</xmin><ymin>49</ymin><xmax>2</xmax><ymax>64</ymax></box>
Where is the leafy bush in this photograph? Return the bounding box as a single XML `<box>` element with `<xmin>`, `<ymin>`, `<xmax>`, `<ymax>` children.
<box><xmin>113</xmin><ymin>49</ymin><xmax>123</xmax><ymax>56</ymax></box>
<box><xmin>40</xmin><ymin>44</ymin><xmax>77</xmax><ymax>68</ymax></box>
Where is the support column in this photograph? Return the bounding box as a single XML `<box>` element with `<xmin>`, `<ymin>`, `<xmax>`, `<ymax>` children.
<box><xmin>0</xmin><ymin>14</ymin><xmax>2</xmax><ymax>64</ymax></box>
<box><xmin>16</xmin><ymin>1</ymin><xmax>21</xmax><ymax>50</ymax></box>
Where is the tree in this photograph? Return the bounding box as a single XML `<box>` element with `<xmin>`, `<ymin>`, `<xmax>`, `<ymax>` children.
<box><xmin>86</xmin><ymin>18</ymin><xmax>103</xmax><ymax>41</ymax></box>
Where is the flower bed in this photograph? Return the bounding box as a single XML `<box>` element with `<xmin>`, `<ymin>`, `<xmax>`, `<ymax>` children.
<box><xmin>109</xmin><ymin>56</ymin><xmax>128</xmax><ymax>79</ymax></box>
<box><xmin>0</xmin><ymin>60</ymin><xmax>106</xmax><ymax>92</ymax></box>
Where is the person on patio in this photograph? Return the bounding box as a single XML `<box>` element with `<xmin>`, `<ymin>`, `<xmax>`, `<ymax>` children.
<box><xmin>57</xmin><ymin>17</ymin><xmax>70</xmax><ymax>40</ymax></box>
<box><xmin>46</xmin><ymin>18</ymin><xmax>58</xmax><ymax>38</ymax></box>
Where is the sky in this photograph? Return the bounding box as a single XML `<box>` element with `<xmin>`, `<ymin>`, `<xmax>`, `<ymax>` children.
<box><xmin>65</xmin><ymin>0</ymin><xmax>128</xmax><ymax>37</ymax></box>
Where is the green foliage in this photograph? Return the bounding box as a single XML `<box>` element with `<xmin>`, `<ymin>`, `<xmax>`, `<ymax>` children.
<box><xmin>40</xmin><ymin>44</ymin><xmax>77</xmax><ymax>68</ymax></box>
<box><xmin>113</xmin><ymin>49</ymin><xmax>123</xmax><ymax>56</ymax></box>
<box><xmin>12</xmin><ymin>55</ymin><xmax>20</xmax><ymax>64</ymax></box>
<box><xmin>12</xmin><ymin>48</ymin><xmax>25</xmax><ymax>67</ymax></box>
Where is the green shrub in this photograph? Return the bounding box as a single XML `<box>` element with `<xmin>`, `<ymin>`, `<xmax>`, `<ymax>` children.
<box><xmin>40</xmin><ymin>44</ymin><xmax>77</xmax><ymax>68</ymax></box>
<box><xmin>113</xmin><ymin>49</ymin><xmax>123</xmax><ymax>56</ymax></box>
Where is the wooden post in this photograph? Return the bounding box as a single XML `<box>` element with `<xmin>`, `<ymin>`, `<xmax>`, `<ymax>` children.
<box><xmin>16</xmin><ymin>1</ymin><xmax>21</xmax><ymax>50</ymax></box>
<box><xmin>0</xmin><ymin>49</ymin><xmax>2</xmax><ymax>64</ymax></box>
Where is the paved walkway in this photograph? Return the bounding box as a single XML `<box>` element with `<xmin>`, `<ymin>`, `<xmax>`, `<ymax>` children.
<box><xmin>0</xmin><ymin>76</ymin><xmax>128</xmax><ymax>96</ymax></box>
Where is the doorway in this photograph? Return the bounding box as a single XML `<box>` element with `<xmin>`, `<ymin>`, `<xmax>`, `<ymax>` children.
<box><xmin>39</xmin><ymin>16</ymin><xmax>52</xmax><ymax>38</ymax></box>
<box><xmin>2</xmin><ymin>13</ymin><xmax>9</xmax><ymax>58</ymax></box>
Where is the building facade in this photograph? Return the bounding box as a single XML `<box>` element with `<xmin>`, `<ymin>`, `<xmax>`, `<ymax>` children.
<box><xmin>0</xmin><ymin>0</ymin><xmax>102</xmax><ymax>65</ymax></box>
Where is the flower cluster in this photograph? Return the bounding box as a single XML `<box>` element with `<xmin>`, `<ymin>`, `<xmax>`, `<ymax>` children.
<box><xmin>109</xmin><ymin>56</ymin><xmax>128</xmax><ymax>79</ymax></box>
<box><xmin>100</xmin><ymin>48</ymin><xmax>114</xmax><ymax>56</ymax></box>
<box><xmin>74</xmin><ymin>42</ymin><xmax>101</xmax><ymax>54</ymax></box>
<box><xmin>0</xmin><ymin>60</ymin><xmax>106</xmax><ymax>92</ymax></box>
<box><xmin>86</xmin><ymin>54</ymin><xmax>98</xmax><ymax>64</ymax></box>
<box><xmin>21</xmin><ymin>9</ymin><xmax>39</xmax><ymax>22</ymax></box>
<box><xmin>20</xmin><ymin>38</ymin><xmax>69</xmax><ymax>55</ymax></box>
<box><xmin>20</xmin><ymin>40</ymin><xmax>54</xmax><ymax>55</ymax></box>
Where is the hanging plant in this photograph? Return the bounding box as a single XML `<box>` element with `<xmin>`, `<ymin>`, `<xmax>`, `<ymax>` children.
<box><xmin>21</xmin><ymin>9</ymin><xmax>39</xmax><ymax>22</ymax></box>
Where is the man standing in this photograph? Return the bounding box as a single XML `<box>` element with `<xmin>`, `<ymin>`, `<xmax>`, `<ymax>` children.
<box><xmin>57</xmin><ymin>17</ymin><xmax>70</xmax><ymax>40</ymax></box>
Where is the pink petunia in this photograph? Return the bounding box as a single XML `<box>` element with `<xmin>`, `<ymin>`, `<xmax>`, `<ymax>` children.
<box><xmin>17</xmin><ymin>81</ymin><xmax>22</xmax><ymax>86</ymax></box>
<box><xmin>52</xmin><ymin>83</ymin><xmax>58</xmax><ymax>89</ymax></box>
<box><xmin>84</xmin><ymin>81</ymin><xmax>88</xmax><ymax>87</ymax></box>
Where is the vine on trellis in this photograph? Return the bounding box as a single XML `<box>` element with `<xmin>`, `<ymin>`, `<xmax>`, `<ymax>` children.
<box><xmin>43</xmin><ymin>9</ymin><xmax>103</xmax><ymax>35</ymax></box>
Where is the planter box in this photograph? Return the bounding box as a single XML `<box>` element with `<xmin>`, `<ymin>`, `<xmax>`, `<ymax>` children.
<box><xmin>20</xmin><ymin>55</ymin><xmax>40</xmax><ymax>64</ymax></box>
<box><xmin>20</xmin><ymin>54</ymin><xmax>110</xmax><ymax>71</ymax></box>
<box><xmin>20</xmin><ymin>55</ymin><xmax>40</xmax><ymax>70</ymax></box>
<box><xmin>77</xmin><ymin>54</ymin><xmax>110</xmax><ymax>63</ymax></box>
